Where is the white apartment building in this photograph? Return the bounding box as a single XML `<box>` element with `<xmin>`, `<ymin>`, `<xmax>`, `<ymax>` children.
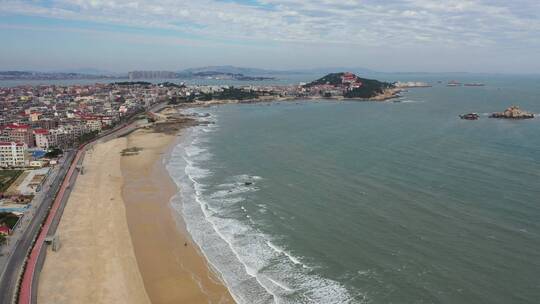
<box><xmin>35</xmin><ymin>127</ymin><xmax>75</xmax><ymax>150</ymax></box>
<box><xmin>85</xmin><ymin>119</ymin><xmax>102</xmax><ymax>132</ymax></box>
<box><xmin>34</xmin><ymin>129</ymin><xmax>55</xmax><ymax>150</ymax></box>
<box><xmin>0</xmin><ymin>142</ymin><xmax>28</xmax><ymax>168</ymax></box>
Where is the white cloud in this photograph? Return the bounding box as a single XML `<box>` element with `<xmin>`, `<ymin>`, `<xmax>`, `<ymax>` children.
<box><xmin>0</xmin><ymin>0</ymin><xmax>539</xmax><ymax>49</ymax></box>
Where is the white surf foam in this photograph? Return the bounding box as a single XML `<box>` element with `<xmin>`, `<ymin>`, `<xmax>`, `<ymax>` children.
<box><xmin>165</xmin><ymin>108</ymin><xmax>360</xmax><ymax>304</ymax></box>
<box><xmin>400</xmin><ymin>99</ymin><xmax>424</xmax><ymax>103</ymax></box>
<box><xmin>266</xmin><ymin>241</ymin><xmax>307</xmax><ymax>268</ymax></box>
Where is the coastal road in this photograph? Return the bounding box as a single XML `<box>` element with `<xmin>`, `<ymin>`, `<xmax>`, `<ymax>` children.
<box><xmin>13</xmin><ymin>103</ymin><xmax>166</xmax><ymax>304</ymax></box>
<box><xmin>0</xmin><ymin>103</ymin><xmax>165</xmax><ymax>304</ymax></box>
<box><xmin>0</xmin><ymin>151</ymin><xmax>75</xmax><ymax>304</ymax></box>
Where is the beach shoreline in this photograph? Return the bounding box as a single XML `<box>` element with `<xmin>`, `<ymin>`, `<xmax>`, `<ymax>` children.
<box><xmin>175</xmin><ymin>89</ymin><xmax>402</xmax><ymax>108</ymax></box>
<box><xmin>120</xmin><ymin>123</ymin><xmax>235</xmax><ymax>304</ymax></box>
<box><xmin>37</xmin><ymin>110</ymin><xmax>235</xmax><ymax>304</ymax></box>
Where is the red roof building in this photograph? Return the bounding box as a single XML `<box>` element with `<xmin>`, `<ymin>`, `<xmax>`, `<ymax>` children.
<box><xmin>0</xmin><ymin>123</ymin><xmax>34</xmax><ymax>147</ymax></box>
<box><xmin>0</xmin><ymin>225</ymin><xmax>10</xmax><ymax>236</ymax></box>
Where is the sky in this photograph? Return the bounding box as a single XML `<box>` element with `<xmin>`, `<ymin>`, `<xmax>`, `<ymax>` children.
<box><xmin>0</xmin><ymin>0</ymin><xmax>539</xmax><ymax>73</ymax></box>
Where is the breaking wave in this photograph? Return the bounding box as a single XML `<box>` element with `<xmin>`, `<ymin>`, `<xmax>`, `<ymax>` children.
<box><xmin>165</xmin><ymin>110</ymin><xmax>359</xmax><ymax>303</ymax></box>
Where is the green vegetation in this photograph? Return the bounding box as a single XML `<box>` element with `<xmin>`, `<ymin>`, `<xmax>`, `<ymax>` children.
<box><xmin>168</xmin><ymin>96</ymin><xmax>194</xmax><ymax>105</ymax></box>
<box><xmin>0</xmin><ymin>212</ymin><xmax>20</xmax><ymax>229</ymax></box>
<box><xmin>114</xmin><ymin>81</ymin><xmax>152</xmax><ymax>86</ymax></box>
<box><xmin>304</xmin><ymin>73</ymin><xmax>346</xmax><ymax>87</ymax></box>
<box><xmin>78</xmin><ymin>130</ymin><xmax>100</xmax><ymax>144</ymax></box>
<box><xmin>196</xmin><ymin>87</ymin><xmax>259</xmax><ymax>101</ymax></box>
<box><xmin>0</xmin><ymin>170</ymin><xmax>23</xmax><ymax>193</ymax></box>
<box><xmin>44</xmin><ymin>148</ymin><xmax>63</xmax><ymax>158</ymax></box>
<box><xmin>0</xmin><ymin>233</ymin><xmax>6</xmax><ymax>245</ymax></box>
<box><xmin>304</xmin><ymin>72</ymin><xmax>394</xmax><ymax>99</ymax></box>
<box><xmin>197</xmin><ymin>93</ymin><xmax>213</xmax><ymax>101</ymax></box>
<box><xmin>159</xmin><ymin>82</ymin><xmax>184</xmax><ymax>88</ymax></box>
<box><xmin>344</xmin><ymin>78</ymin><xmax>393</xmax><ymax>98</ymax></box>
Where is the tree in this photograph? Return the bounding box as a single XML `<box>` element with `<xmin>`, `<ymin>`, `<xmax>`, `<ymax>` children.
<box><xmin>45</xmin><ymin>148</ymin><xmax>63</xmax><ymax>158</ymax></box>
<box><xmin>78</xmin><ymin>130</ymin><xmax>100</xmax><ymax>144</ymax></box>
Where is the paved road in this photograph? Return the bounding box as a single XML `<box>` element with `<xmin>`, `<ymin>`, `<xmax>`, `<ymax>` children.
<box><xmin>0</xmin><ymin>151</ymin><xmax>75</xmax><ymax>304</ymax></box>
<box><xmin>0</xmin><ymin>103</ymin><xmax>166</xmax><ymax>304</ymax></box>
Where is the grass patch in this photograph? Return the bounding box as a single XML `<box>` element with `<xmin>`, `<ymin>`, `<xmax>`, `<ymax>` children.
<box><xmin>0</xmin><ymin>170</ymin><xmax>23</xmax><ymax>193</ymax></box>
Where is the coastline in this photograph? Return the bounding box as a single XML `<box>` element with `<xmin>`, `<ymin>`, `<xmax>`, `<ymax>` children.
<box><xmin>37</xmin><ymin>113</ymin><xmax>234</xmax><ymax>303</ymax></box>
<box><xmin>178</xmin><ymin>87</ymin><xmax>402</xmax><ymax>108</ymax></box>
<box><xmin>120</xmin><ymin>126</ymin><xmax>235</xmax><ymax>303</ymax></box>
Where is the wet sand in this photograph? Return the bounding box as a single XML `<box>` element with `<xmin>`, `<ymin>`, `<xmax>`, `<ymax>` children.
<box><xmin>121</xmin><ymin>128</ymin><xmax>235</xmax><ymax>304</ymax></box>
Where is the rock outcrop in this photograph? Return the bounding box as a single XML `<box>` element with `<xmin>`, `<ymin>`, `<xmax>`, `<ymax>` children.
<box><xmin>459</xmin><ymin>113</ymin><xmax>480</xmax><ymax>120</ymax></box>
<box><xmin>489</xmin><ymin>106</ymin><xmax>534</xmax><ymax>119</ymax></box>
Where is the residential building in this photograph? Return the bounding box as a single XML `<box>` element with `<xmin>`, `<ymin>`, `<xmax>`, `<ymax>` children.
<box><xmin>34</xmin><ymin>128</ymin><xmax>55</xmax><ymax>150</ymax></box>
<box><xmin>0</xmin><ymin>123</ymin><xmax>35</xmax><ymax>148</ymax></box>
<box><xmin>0</xmin><ymin>141</ymin><xmax>28</xmax><ymax>167</ymax></box>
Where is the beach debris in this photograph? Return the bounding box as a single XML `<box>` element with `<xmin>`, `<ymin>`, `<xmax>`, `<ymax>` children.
<box><xmin>120</xmin><ymin>147</ymin><xmax>143</xmax><ymax>156</ymax></box>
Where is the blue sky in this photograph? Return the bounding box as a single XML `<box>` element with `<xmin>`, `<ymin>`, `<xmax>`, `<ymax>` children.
<box><xmin>1</xmin><ymin>0</ymin><xmax>539</xmax><ymax>73</ymax></box>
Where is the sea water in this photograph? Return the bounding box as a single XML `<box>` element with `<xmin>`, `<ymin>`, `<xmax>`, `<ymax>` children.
<box><xmin>166</xmin><ymin>75</ymin><xmax>540</xmax><ymax>303</ymax></box>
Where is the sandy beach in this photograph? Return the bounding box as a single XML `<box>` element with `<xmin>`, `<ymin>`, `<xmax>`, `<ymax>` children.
<box><xmin>121</xmin><ymin>127</ymin><xmax>234</xmax><ymax>304</ymax></box>
<box><xmin>37</xmin><ymin>116</ymin><xmax>234</xmax><ymax>303</ymax></box>
<box><xmin>37</xmin><ymin>137</ymin><xmax>150</xmax><ymax>304</ymax></box>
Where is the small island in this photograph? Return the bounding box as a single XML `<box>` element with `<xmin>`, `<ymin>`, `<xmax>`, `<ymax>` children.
<box><xmin>489</xmin><ymin>106</ymin><xmax>535</xmax><ymax>119</ymax></box>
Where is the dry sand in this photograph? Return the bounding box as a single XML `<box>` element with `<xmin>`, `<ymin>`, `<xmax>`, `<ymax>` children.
<box><xmin>121</xmin><ymin>128</ymin><xmax>234</xmax><ymax>304</ymax></box>
<box><xmin>37</xmin><ymin>138</ymin><xmax>150</xmax><ymax>304</ymax></box>
<box><xmin>37</xmin><ymin>119</ymin><xmax>234</xmax><ymax>304</ymax></box>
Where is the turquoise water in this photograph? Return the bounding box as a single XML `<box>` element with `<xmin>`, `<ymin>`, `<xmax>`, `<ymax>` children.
<box><xmin>167</xmin><ymin>77</ymin><xmax>540</xmax><ymax>303</ymax></box>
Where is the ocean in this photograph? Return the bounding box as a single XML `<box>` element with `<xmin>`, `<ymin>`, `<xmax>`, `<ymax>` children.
<box><xmin>167</xmin><ymin>75</ymin><xmax>540</xmax><ymax>304</ymax></box>
<box><xmin>0</xmin><ymin>74</ymin><xmax>310</xmax><ymax>87</ymax></box>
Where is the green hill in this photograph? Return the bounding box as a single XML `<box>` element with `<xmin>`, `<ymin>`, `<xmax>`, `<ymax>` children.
<box><xmin>304</xmin><ymin>73</ymin><xmax>346</xmax><ymax>86</ymax></box>
<box><xmin>304</xmin><ymin>72</ymin><xmax>394</xmax><ymax>98</ymax></box>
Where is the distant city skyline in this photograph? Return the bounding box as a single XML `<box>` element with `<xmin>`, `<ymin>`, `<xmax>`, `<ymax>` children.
<box><xmin>1</xmin><ymin>0</ymin><xmax>539</xmax><ymax>74</ymax></box>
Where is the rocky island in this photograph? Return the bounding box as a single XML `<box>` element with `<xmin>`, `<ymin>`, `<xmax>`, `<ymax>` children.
<box><xmin>489</xmin><ymin>106</ymin><xmax>535</xmax><ymax>119</ymax></box>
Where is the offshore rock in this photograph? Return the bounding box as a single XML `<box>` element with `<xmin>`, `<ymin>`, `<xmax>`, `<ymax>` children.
<box><xmin>489</xmin><ymin>106</ymin><xmax>534</xmax><ymax>119</ymax></box>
